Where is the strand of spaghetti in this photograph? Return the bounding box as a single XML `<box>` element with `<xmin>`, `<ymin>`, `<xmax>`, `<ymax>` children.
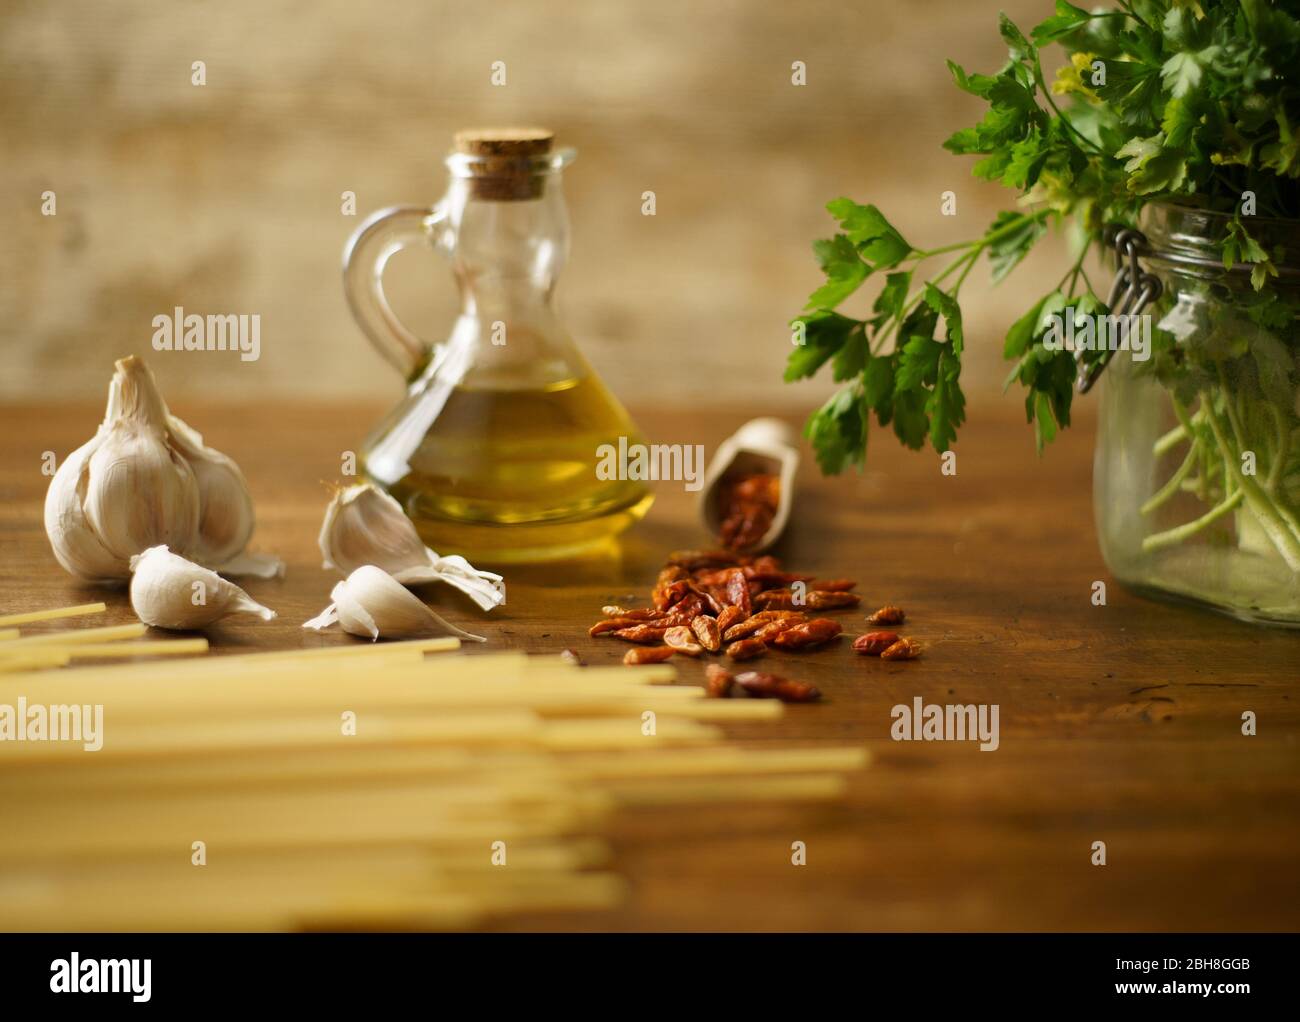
<box><xmin>600</xmin><ymin>773</ymin><xmax>849</xmax><ymax>806</ymax></box>
<box><xmin>0</xmin><ymin>645</ymin><xmax>440</xmax><ymax>683</ymax></box>
<box><xmin>63</xmin><ymin>639</ymin><xmax>211</xmax><ymax>659</ymax></box>
<box><xmin>0</xmin><ymin>622</ymin><xmax>147</xmax><ymax>647</ymax></box>
<box><xmin>0</xmin><ymin>629</ymin><xmax>19</xmax><ymax>641</ymax></box>
<box><xmin>0</xmin><ymin>650</ymin><xmax>71</xmax><ymax>672</ymax></box>
<box><xmin>44</xmin><ymin>636</ymin><xmax>462</xmax><ymax>676</ymax></box>
<box><xmin>222</xmin><ymin>635</ymin><xmax>462</xmax><ymax>660</ymax></box>
<box><xmin>0</xmin><ymin>602</ymin><xmax>107</xmax><ymax>627</ymax></box>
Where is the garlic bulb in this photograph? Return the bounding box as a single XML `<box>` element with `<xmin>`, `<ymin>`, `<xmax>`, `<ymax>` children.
<box><xmin>318</xmin><ymin>483</ymin><xmax>504</xmax><ymax>611</ymax></box>
<box><xmin>129</xmin><ymin>546</ymin><xmax>276</xmax><ymax>630</ymax></box>
<box><xmin>44</xmin><ymin>356</ymin><xmax>282</xmax><ymax>582</ymax></box>
<box><xmin>303</xmin><ymin>565</ymin><xmax>485</xmax><ymax>642</ymax></box>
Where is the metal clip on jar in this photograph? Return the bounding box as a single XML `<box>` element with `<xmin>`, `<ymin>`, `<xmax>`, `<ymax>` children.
<box><xmin>1091</xmin><ymin>203</ymin><xmax>1300</xmax><ymax>625</ymax></box>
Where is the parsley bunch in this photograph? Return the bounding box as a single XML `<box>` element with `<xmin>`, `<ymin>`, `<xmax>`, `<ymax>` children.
<box><xmin>789</xmin><ymin>0</ymin><xmax>1300</xmax><ymax>473</ymax></box>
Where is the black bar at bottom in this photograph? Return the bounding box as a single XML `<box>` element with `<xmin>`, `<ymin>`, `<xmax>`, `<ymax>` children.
<box><xmin>0</xmin><ymin>932</ymin><xmax>1292</xmax><ymax>1010</ymax></box>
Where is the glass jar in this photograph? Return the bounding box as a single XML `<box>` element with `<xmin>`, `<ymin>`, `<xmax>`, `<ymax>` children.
<box><xmin>1094</xmin><ymin>203</ymin><xmax>1300</xmax><ymax>625</ymax></box>
<box><xmin>342</xmin><ymin>130</ymin><xmax>653</xmax><ymax>562</ymax></box>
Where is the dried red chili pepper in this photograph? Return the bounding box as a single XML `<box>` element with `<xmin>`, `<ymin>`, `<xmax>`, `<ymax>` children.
<box><xmin>601</xmin><ymin>605</ymin><xmax>663</xmax><ymax>620</ymax></box>
<box><xmin>880</xmin><ymin>637</ymin><xmax>921</xmax><ymax>660</ymax></box>
<box><xmin>589</xmin><ymin>616</ymin><xmax>655</xmax><ymax>636</ymax></box>
<box><xmin>691</xmin><ymin>568</ymin><xmax>735</xmax><ymax>588</ymax></box>
<box><xmin>807</xmin><ymin>591</ymin><xmax>861</xmax><ymax>610</ymax></box>
<box><xmin>717</xmin><ymin>473</ymin><xmax>779</xmax><ymax>552</ymax></box>
<box><xmin>663</xmin><ymin>625</ymin><xmax>704</xmax><ymax>657</ymax></box>
<box><xmin>715</xmin><ymin>605</ymin><xmax>745</xmax><ymax>635</ymax></box>
<box><xmin>725</xmin><ymin>637</ymin><xmax>767</xmax><ymax>661</ymax></box>
<box><xmin>720</xmin><ymin>568</ymin><xmax>752</xmax><ymax>617</ymax></box>
<box><xmin>752</xmin><ymin>588</ymin><xmax>797</xmax><ymax>611</ymax></box>
<box><xmin>852</xmin><ymin>631</ymin><xmax>900</xmax><ymax>656</ymax></box>
<box><xmin>733</xmin><ymin>670</ymin><xmax>821</xmax><ymax>703</ymax></box>
<box><xmin>753</xmin><ymin>617</ymin><xmax>803</xmax><ymax>642</ymax></box>
<box><xmin>691</xmin><ymin>615</ymin><xmax>722</xmax><ymax>652</ymax></box>
<box><xmin>769</xmin><ymin>617</ymin><xmax>842</xmax><ymax>649</ymax></box>
<box><xmin>722</xmin><ymin>610</ymin><xmax>804</xmax><ymax>642</ymax></box>
<box><xmin>867</xmin><ymin>605</ymin><xmax>905</xmax><ymax>625</ymax></box>
<box><xmin>611</xmin><ymin>624</ymin><xmax>671</xmax><ymax>644</ymax></box>
<box><xmin>704</xmin><ymin>663</ymin><xmax>735</xmax><ymax>698</ymax></box>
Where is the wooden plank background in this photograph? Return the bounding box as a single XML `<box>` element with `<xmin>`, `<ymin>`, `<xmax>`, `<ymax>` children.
<box><xmin>2</xmin><ymin>398</ymin><xmax>1297</xmax><ymax>931</ymax></box>
<box><xmin>1</xmin><ymin>0</ymin><xmax>1074</xmax><ymax>407</ymax></box>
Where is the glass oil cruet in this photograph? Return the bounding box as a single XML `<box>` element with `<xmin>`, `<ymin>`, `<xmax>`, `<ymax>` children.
<box><xmin>342</xmin><ymin>129</ymin><xmax>653</xmax><ymax>562</ymax></box>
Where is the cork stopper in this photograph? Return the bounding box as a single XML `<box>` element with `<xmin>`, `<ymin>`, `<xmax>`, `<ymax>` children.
<box><xmin>453</xmin><ymin>128</ymin><xmax>555</xmax><ymax>201</ymax></box>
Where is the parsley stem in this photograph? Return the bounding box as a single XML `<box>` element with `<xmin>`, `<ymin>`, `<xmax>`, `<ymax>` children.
<box><xmin>952</xmin><ymin>251</ymin><xmax>978</xmax><ymax>294</ymax></box>
<box><xmin>875</xmin><ymin>210</ymin><xmax>1050</xmax><ymax>355</ymax></box>
<box><xmin>916</xmin><ymin>240</ymin><xmax>977</xmax><ymax>259</ymax></box>
<box><xmin>871</xmin><ymin>249</ymin><xmax>978</xmax><ymax>355</ymax></box>
<box><xmin>1141</xmin><ymin>487</ymin><xmax>1244</xmax><ymax>552</ymax></box>
<box><xmin>1141</xmin><ymin>442</ymin><xmax>1199</xmax><ymax>516</ymax></box>
<box><xmin>915</xmin><ymin>208</ymin><xmax>1052</xmax><ymax>262</ymax></box>
<box><xmin>1202</xmin><ymin>386</ymin><xmax>1300</xmax><ymax>570</ymax></box>
<box><xmin>1114</xmin><ymin>0</ymin><xmax>1152</xmax><ymax>32</ymax></box>
<box><xmin>1033</xmin><ymin>61</ymin><xmax>1107</xmax><ymax>157</ymax></box>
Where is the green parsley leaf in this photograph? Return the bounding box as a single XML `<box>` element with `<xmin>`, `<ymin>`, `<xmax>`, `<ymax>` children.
<box><xmin>1031</xmin><ymin>0</ymin><xmax>1091</xmax><ymax>45</ymax></box>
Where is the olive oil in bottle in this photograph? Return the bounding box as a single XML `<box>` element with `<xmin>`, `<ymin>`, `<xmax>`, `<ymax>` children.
<box><xmin>366</xmin><ymin>372</ymin><xmax>652</xmax><ymax>562</ymax></box>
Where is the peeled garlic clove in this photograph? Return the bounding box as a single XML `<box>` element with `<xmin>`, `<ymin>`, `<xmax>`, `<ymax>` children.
<box><xmin>318</xmin><ymin>484</ymin><xmax>504</xmax><ymax>611</ymax></box>
<box><xmin>303</xmin><ymin>565</ymin><xmax>485</xmax><ymax>642</ymax></box>
<box><xmin>129</xmin><ymin>545</ymin><xmax>276</xmax><ymax>630</ymax></box>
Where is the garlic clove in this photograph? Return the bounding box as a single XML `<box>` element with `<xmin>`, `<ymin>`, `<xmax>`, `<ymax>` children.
<box><xmin>210</xmin><ymin>551</ymin><xmax>287</xmax><ymax>579</ymax></box>
<box><xmin>43</xmin><ymin>437</ymin><xmax>128</xmax><ymax>582</ymax></box>
<box><xmin>85</xmin><ymin>419</ymin><xmax>200</xmax><ymax>560</ymax></box>
<box><xmin>166</xmin><ymin>413</ymin><xmax>256</xmax><ymax>566</ymax></box>
<box><xmin>329</xmin><ymin>577</ymin><xmax>381</xmax><ymax>640</ymax></box>
<box><xmin>319</xmin><ymin>484</ymin><xmax>426</xmax><ymax>577</ymax></box>
<box><xmin>129</xmin><ymin>545</ymin><xmax>276</xmax><ymax>630</ymax></box>
<box><xmin>319</xmin><ymin>484</ymin><xmax>505</xmax><ymax>611</ymax></box>
<box><xmin>83</xmin><ymin>358</ymin><xmax>201</xmax><ymax>560</ymax></box>
<box><xmin>303</xmin><ymin>564</ymin><xmax>485</xmax><ymax>642</ymax></box>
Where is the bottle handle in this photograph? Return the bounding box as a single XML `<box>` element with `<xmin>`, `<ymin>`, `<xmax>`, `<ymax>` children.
<box><xmin>341</xmin><ymin>203</ymin><xmax>451</xmax><ymax>379</ymax></box>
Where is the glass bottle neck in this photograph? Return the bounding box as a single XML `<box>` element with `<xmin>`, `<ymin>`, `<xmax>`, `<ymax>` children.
<box><xmin>445</xmin><ymin>176</ymin><xmax>569</xmax><ymax>319</ymax></box>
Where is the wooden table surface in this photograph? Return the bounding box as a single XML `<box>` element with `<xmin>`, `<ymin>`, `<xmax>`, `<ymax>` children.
<box><xmin>2</xmin><ymin>399</ymin><xmax>1297</xmax><ymax>931</ymax></box>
